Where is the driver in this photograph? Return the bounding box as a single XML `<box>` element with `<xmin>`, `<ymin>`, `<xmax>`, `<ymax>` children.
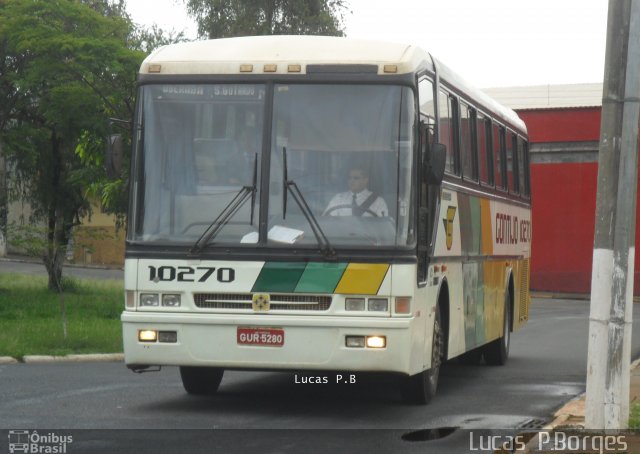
<box><xmin>323</xmin><ymin>167</ymin><xmax>389</xmax><ymax>217</ymax></box>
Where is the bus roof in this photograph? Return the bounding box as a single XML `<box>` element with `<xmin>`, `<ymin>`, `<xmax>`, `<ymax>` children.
<box><xmin>141</xmin><ymin>35</ymin><xmax>525</xmax><ymax>134</ymax></box>
<box><xmin>141</xmin><ymin>35</ymin><xmax>431</xmax><ymax>76</ymax></box>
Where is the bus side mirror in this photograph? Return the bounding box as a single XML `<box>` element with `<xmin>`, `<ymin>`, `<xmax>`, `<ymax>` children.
<box><xmin>105</xmin><ymin>134</ymin><xmax>123</xmax><ymax>180</ymax></box>
<box><xmin>424</xmin><ymin>142</ymin><xmax>446</xmax><ymax>185</ymax></box>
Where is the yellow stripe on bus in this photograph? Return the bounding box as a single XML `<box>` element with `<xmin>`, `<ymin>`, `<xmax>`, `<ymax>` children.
<box><xmin>334</xmin><ymin>263</ymin><xmax>390</xmax><ymax>295</ymax></box>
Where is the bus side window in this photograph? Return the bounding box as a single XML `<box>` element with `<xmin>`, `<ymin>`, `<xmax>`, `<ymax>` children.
<box><xmin>460</xmin><ymin>102</ymin><xmax>475</xmax><ymax>181</ymax></box>
<box><xmin>419</xmin><ymin>78</ymin><xmax>436</xmax><ymax>122</ymax></box>
<box><xmin>438</xmin><ymin>90</ymin><xmax>458</xmax><ymax>175</ymax></box>
<box><xmin>518</xmin><ymin>137</ymin><xmax>531</xmax><ymax>197</ymax></box>
<box><xmin>493</xmin><ymin>124</ymin><xmax>506</xmax><ymax>190</ymax></box>
<box><xmin>477</xmin><ymin>113</ymin><xmax>491</xmax><ymax>185</ymax></box>
<box><xmin>507</xmin><ymin>131</ymin><xmax>518</xmax><ymax>194</ymax></box>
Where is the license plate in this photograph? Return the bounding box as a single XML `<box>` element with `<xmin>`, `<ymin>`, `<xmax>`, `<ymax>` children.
<box><xmin>237</xmin><ymin>327</ymin><xmax>284</xmax><ymax>347</ymax></box>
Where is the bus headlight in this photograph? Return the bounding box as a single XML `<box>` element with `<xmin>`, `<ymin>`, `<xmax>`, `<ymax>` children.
<box><xmin>368</xmin><ymin>298</ymin><xmax>389</xmax><ymax>312</ymax></box>
<box><xmin>366</xmin><ymin>336</ymin><xmax>386</xmax><ymax>348</ymax></box>
<box><xmin>345</xmin><ymin>297</ymin><xmax>365</xmax><ymax>311</ymax></box>
<box><xmin>138</xmin><ymin>330</ymin><xmax>158</xmax><ymax>342</ymax></box>
<box><xmin>345</xmin><ymin>336</ymin><xmax>365</xmax><ymax>348</ymax></box>
<box><xmin>162</xmin><ymin>294</ymin><xmax>181</xmax><ymax>307</ymax></box>
<box><xmin>140</xmin><ymin>293</ymin><xmax>159</xmax><ymax>307</ymax></box>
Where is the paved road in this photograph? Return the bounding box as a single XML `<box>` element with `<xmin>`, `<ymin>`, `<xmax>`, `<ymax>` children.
<box><xmin>0</xmin><ymin>258</ymin><xmax>123</xmax><ymax>281</ymax></box>
<box><xmin>1</xmin><ymin>298</ymin><xmax>639</xmax><ymax>453</ymax></box>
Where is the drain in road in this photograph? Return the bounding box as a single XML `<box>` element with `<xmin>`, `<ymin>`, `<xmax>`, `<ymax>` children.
<box><xmin>401</xmin><ymin>427</ymin><xmax>458</xmax><ymax>442</ymax></box>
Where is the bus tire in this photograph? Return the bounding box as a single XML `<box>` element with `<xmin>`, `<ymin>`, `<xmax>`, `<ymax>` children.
<box><xmin>483</xmin><ymin>287</ymin><xmax>511</xmax><ymax>366</ymax></box>
<box><xmin>180</xmin><ymin>366</ymin><xmax>224</xmax><ymax>395</ymax></box>
<box><xmin>401</xmin><ymin>305</ymin><xmax>444</xmax><ymax>405</ymax></box>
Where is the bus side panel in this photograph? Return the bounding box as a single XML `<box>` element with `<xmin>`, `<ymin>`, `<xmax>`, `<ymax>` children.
<box><xmin>395</xmin><ymin>264</ymin><xmax>437</xmax><ymax>375</ymax></box>
<box><xmin>444</xmin><ymin>262</ymin><xmax>465</xmax><ymax>359</ymax></box>
<box><xmin>483</xmin><ymin>260</ymin><xmax>507</xmax><ymax>344</ymax></box>
<box><xmin>432</xmin><ymin>187</ymin><xmax>531</xmax><ymax>357</ymax></box>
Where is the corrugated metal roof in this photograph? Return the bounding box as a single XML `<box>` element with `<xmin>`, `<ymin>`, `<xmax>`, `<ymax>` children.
<box><xmin>482</xmin><ymin>83</ymin><xmax>603</xmax><ymax>110</ymax></box>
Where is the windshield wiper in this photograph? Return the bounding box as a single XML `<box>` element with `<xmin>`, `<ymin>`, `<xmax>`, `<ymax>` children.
<box><xmin>189</xmin><ymin>154</ymin><xmax>258</xmax><ymax>255</ymax></box>
<box><xmin>282</xmin><ymin>147</ymin><xmax>335</xmax><ymax>258</ymax></box>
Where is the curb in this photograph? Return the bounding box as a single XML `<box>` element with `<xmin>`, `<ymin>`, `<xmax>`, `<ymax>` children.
<box><xmin>530</xmin><ymin>292</ymin><xmax>640</xmax><ymax>303</ymax></box>
<box><xmin>0</xmin><ymin>256</ymin><xmax>123</xmax><ymax>271</ymax></box>
<box><xmin>0</xmin><ymin>357</ymin><xmax>19</xmax><ymax>364</ymax></box>
<box><xmin>19</xmin><ymin>353</ymin><xmax>124</xmax><ymax>364</ymax></box>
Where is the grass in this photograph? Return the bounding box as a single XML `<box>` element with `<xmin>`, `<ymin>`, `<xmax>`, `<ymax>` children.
<box><xmin>0</xmin><ymin>273</ymin><xmax>123</xmax><ymax>359</ymax></box>
<box><xmin>631</xmin><ymin>403</ymin><xmax>640</xmax><ymax>430</ymax></box>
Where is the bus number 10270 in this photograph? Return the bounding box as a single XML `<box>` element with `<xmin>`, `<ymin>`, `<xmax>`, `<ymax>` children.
<box><xmin>148</xmin><ymin>265</ymin><xmax>235</xmax><ymax>283</ymax></box>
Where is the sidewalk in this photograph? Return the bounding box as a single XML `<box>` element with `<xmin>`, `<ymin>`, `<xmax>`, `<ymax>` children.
<box><xmin>542</xmin><ymin>359</ymin><xmax>640</xmax><ymax>429</ymax></box>
<box><xmin>522</xmin><ymin>359</ymin><xmax>640</xmax><ymax>453</ymax></box>
<box><xmin>0</xmin><ymin>253</ymin><xmax>122</xmax><ymax>270</ymax></box>
<box><xmin>0</xmin><ymin>255</ymin><xmax>123</xmax><ymax>280</ymax></box>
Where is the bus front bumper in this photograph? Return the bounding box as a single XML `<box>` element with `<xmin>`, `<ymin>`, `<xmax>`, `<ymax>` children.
<box><xmin>122</xmin><ymin>311</ymin><xmax>415</xmax><ymax>375</ymax></box>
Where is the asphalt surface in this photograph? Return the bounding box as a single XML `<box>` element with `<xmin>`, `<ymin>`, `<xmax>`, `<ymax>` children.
<box><xmin>0</xmin><ymin>257</ymin><xmax>123</xmax><ymax>281</ymax></box>
<box><xmin>1</xmin><ymin>297</ymin><xmax>638</xmax><ymax>453</ymax></box>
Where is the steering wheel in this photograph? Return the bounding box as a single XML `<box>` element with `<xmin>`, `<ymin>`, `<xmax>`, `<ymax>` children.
<box><xmin>323</xmin><ymin>204</ymin><xmax>380</xmax><ymax>218</ymax></box>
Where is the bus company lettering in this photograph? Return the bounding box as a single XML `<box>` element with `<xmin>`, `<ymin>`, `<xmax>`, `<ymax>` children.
<box><xmin>495</xmin><ymin>213</ymin><xmax>531</xmax><ymax>245</ymax></box>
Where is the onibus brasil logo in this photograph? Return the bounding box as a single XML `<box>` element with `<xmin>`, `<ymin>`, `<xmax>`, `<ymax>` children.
<box><xmin>8</xmin><ymin>430</ymin><xmax>73</xmax><ymax>453</ymax></box>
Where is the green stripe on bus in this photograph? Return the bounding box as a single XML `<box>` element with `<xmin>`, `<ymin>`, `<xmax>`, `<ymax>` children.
<box><xmin>294</xmin><ymin>262</ymin><xmax>348</xmax><ymax>293</ymax></box>
<box><xmin>252</xmin><ymin>262</ymin><xmax>306</xmax><ymax>292</ymax></box>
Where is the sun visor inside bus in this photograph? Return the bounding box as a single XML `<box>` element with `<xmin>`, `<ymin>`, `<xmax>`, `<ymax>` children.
<box><xmin>306</xmin><ymin>64</ymin><xmax>378</xmax><ymax>74</ymax></box>
<box><xmin>283</xmin><ymin>85</ymin><xmax>404</xmax><ymax>153</ymax></box>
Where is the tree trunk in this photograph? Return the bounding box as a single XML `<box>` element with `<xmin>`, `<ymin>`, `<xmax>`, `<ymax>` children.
<box><xmin>44</xmin><ymin>129</ymin><xmax>65</xmax><ymax>292</ymax></box>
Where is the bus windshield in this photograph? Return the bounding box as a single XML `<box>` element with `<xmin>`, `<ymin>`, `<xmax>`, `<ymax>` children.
<box><xmin>131</xmin><ymin>83</ymin><xmax>415</xmax><ymax>249</ymax></box>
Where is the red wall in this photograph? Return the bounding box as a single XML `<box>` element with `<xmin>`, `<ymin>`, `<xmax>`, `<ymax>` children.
<box><xmin>518</xmin><ymin>107</ymin><xmax>640</xmax><ymax>295</ymax></box>
<box><xmin>520</xmin><ymin>108</ymin><xmax>601</xmax><ymax>142</ymax></box>
<box><xmin>530</xmin><ymin>162</ymin><xmax>598</xmax><ymax>293</ymax></box>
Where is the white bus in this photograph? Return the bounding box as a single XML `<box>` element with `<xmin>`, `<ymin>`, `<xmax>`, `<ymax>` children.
<box><xmin>121</xmin><ymin>36</ymin><xmax>531</xmax><ymax>404</ymax></box>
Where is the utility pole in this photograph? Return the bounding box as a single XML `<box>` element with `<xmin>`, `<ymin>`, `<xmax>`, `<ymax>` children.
<box><xmin>585</xmin><ymin>0</ymin><xmax>640</xmax><ymax>430</ymax></box>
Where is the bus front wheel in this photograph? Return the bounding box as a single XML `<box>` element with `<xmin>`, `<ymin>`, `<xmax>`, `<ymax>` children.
<box><xmin>401</xmin><ymin>305</ymin><xmax>444</xmax><ymax>405</ymax></box>
<box><xmin>180</xmin><ymin>366</ymin><xmax>224</xmax><ymax>395</ymax></box>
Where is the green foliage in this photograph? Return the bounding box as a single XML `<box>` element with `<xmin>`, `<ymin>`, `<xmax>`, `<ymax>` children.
<box><xmin>5</xmin><ymin>223</ymin><xmax>48</xmax><ymax>258</ymax></box>
<box><xmin>184</xmin><ymin>0</ymin><xmax>349</xmax><ymax>39</ymax></box>
<box><xmin>0</xmin><ymin>0</ymin><xmax>144</xmax><ymax>290</ymax></box>
<box><xmin>631</xmin><ymin>403</ymin><xmax>640</xmax><ymax>430</ymax></box>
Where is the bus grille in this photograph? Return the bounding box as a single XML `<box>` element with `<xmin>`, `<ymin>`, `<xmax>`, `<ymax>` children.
<box><xmin>193</xmin><ymin>293</ymin><xmax>332</xmax><ymax>311</ymax></box>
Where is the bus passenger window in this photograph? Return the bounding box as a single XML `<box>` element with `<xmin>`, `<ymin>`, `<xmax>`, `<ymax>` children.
<box><xmin>518</xmin><ymin>137</ymin><xmax>530</xmax><ymax>197</ymax></box>
<box><xmin>438</xmin><ymin>90</ymin><xmax>457</xmax><ymax>175</ymax></box>
<box><xmin>459</xmin><ymin>103</ymin><xmax>475</xmax><ymax>181</ymax></box>
<box><xmin>477</xmin><ymin>113</ymin><xmax>491</xmax><ymax>185</ymax></box>
<box><xmin>493</xmin><ymin>124</ymin><xmax>505</xmax><ymax>190</ymax></box>
<box><xmin>506</xmin><ymin>131</ymin><xmax>518</xmax><ymax>194</ymax></box>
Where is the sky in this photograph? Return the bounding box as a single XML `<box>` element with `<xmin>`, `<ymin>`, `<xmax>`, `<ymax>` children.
<box><xmin>126</xmin><ymin>0</ymin><xmax>608</xmax><ymax>88</ymax></box>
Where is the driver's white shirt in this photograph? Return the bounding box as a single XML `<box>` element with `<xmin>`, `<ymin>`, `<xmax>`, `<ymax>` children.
<box><xmin>323</xmin><ymin>189</ymin><xmax>389</xmax><ymax>217</ymax></box>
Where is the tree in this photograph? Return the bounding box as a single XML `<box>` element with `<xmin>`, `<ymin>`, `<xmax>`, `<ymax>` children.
<box><xmin>0</xmin><ymin>0</ymin><xmax>143</xmax><ymax>291</ymax></box>
<box><xmin>184</xmin><ymin>0</ymin><xmax>348</xmax><ymax>39</ymax></box>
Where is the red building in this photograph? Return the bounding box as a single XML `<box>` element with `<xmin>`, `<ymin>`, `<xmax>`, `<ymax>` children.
<box><xmin>485</xmin><ymin>84</ymin><xmax>640</xmax><ymax>295</ymax></box>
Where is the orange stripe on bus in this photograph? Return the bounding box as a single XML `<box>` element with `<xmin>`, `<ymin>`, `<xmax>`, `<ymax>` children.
<box><xmin>480</xmin><ymin>198</ymin><xmax>493</xmax><ymax>255</ymax></box>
